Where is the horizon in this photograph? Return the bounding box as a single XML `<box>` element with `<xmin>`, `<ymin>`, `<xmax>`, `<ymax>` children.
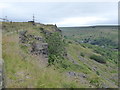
<box><xmin>0</xmin><ymin>2</ymin><xmax>118</xmax><ymax>27</ymax></box>
<box><xmin>0</xmin><ymin>21</ymin><xmax>118</xmax><ymax>27</ymax></box>
<box><xmin>58</xmin><ymin>24</ymin><xmax>118</xmax><ymax>27</ymax></box>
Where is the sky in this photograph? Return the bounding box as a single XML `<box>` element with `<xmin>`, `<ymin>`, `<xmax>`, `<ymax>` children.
<box><xmin>0</xmin><ymin>0</ymin><xmax>118</xmax><ymax>27</ymax></box>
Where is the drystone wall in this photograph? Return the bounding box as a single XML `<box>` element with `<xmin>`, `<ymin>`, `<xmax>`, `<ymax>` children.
<box><xmin>0</xmin><ymin>59</ymin><xmax>5</xmax><ymax>89</ymax></box>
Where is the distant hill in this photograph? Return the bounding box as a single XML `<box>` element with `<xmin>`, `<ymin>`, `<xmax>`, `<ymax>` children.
<box><xmin>59</xmin><ymin>25</ymin><xmax>118</xmax><ymax>49</ymax></box>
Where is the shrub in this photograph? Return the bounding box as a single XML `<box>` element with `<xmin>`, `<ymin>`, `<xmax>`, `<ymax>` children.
<box><xmin>39</xmin><ymin>27</ymin><xmax>44</xmax><ymax>30</ymax></box>
<box><xmin>45</xmin><ymin>32</ymin><xmax>65</xmax><ymax>64</ymax></box>
<box><xmin>90</xmin><ymin>55</ymin><xmax>106</xmax><ymax>64</ymax></box>
<box><xmin>68</xmin><ymin>41</ymin><xmax>72</xmax><ymax>44</ymax></box>
<box><xmin>96</xmin><ymin>71</ymin><xmax>100</xmax><ymax>75</ymax></box>
<box><xmin>80</xmin><ymin>53</ymin><xmax>85</xmax><ymax>57</ymax></box>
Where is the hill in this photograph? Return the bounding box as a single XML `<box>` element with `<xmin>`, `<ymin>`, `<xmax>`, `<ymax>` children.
<box><xmin>59</xmin><ymin>26</ymin><xmax>118</xmax><ymax>49</ymax></box>
<box><xmin>2</xmin><ymin>22</ymin><xmax>118</xmax><ymax>88</ymax></box>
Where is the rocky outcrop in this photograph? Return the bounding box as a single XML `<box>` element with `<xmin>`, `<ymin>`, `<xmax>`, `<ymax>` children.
<box><xmin>42</xmin><ymin>29</ymin><xmax>52</xmax><ymax>35</ymax></box>
<box><xmin>19</xmin><ymin>30</ymin><xmax>48</xmax><ymax>63</ymax></box>
<box><xmin>19</xmin><ymin>30</ymin><xmax>28</xmax><ymax>43</ymax></box>
<box><xmin>67</xmin><ymin>72</ymin><xmax>87</xmax><ymax>78</ymax></box>
<box><xmin>31</xmin><ymin>42</ymin><xmax>48</xmax><ymax>58</ymax></box>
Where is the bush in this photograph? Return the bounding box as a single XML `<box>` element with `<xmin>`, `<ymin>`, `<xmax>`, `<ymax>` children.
<box><xmin>80</xmin><ymin>53</ymin><xmax>85</xmax><ymax>57</ymax></box>
<box><xmin>90</xmin><ymin>55</ymin><xmax>106</xmax><ymax>64</ymax></box>
<box><xmin>96</xmin><ymin>71</ymin><xmax>100</xmax><ymax>75</ymax></box>
<box><xmin>45</xmin><ymin>32</ymin><xmax>65</xmax><ymax>64</ymax></box>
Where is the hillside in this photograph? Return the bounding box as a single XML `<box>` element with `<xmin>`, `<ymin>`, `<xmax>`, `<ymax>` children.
<box><xmin>2</xmin><ymin>22</ymin><xmax>118</xmax><ymax>88</ymax></box>
<box><xmin>59</xmin><ymin>26</ymin><xmax>118</xmax><ymax>49</ymax></box>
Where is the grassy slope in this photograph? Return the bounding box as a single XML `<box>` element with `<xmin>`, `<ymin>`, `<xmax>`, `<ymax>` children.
<box><xmin>59</xmin><ymin>26</ymin><xmax>118</xmax><ymax>87</ymax></box>
<box><xmin>2</xmin><ymin>22</ymin><xmax>118</xmax><ymax>88</ymax></box>
<box><xmin>59</xmin><ymin>26</ymin><xmax>118</xmax><ymax>45</ymax></box>
<box><xmin>66</xmin><ymin>42</ymin><xmax>118</xmax><ymax>87</ymax></box>
<box><xmin>2</xmin><ymin>22</ymin><xmax>83</xmax><ymax>88</ymax></box>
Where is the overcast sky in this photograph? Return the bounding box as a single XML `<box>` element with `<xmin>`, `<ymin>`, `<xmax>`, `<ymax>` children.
<box><xmin>0</xmin><ymin>1</ymin><xmax>118</xmax><ymax>27</ymax></box>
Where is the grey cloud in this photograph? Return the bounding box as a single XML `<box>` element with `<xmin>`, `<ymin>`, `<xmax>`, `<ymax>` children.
<box><xmin>1</xmin><ymin>2</ymin><xmax>118</xmax><ymax>26</ymax></box>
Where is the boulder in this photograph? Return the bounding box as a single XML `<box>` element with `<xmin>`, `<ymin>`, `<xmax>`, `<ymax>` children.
<box><xmin>19</xmin><ymin>30</ymin><xmax>27</xmax><ymax>36</ymax></box>
<box><xmin>34</xmin><ymin>36</ymin><xmax>43</xmax><ymax>41</ymax></box>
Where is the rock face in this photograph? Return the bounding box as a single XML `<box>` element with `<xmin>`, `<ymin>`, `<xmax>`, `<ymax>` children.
<box><xmin>19</xmin><ymin>30</ymin><xmax>28</xmax><ymax>43</ymax></box>
<box><xmin>19</xmin><ymin>30</ymin><xmax>48</xmax><ymax>63</ymax></box>
<box><xmin>31</xmin><ymin>42</ymin><xmax>48</xmax><ymax>58</ymax></box>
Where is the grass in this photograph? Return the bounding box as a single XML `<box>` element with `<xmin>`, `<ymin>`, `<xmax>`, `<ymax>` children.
<box><xmin>2</xmin><ymin>23</ymin><xmax>84</xmax><ymax>88</ymax></box>
<box><xmin>2</xmin><ymin>22</ymin><xmax>118</xmax><ymax>88</ymax></box>
<box><xmin>60</xmin><ymin>26</ymin><xmax>118</xmax><ymax>88</ymax></box>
